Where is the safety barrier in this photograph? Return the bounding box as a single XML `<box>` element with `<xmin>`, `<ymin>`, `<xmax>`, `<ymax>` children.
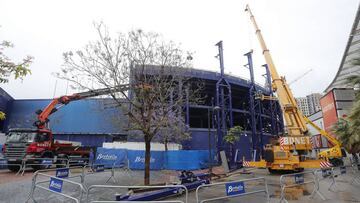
<box><xmin>321</xmin><ymin>165</ymin><xmax>357</xmax><ymax>192</ymax></box>
<box><xmin>81</xmin><ymin>163</ymin><xmax>132</xmax><ymax>188</ymax></box>
<box><xmin>279</xmin><ymin>171</ymin><xmax>325</xmax><ymax>203</ymax></box>
<box><xmin>86</xmin><ymin>184</ymin><xmax>188</xmax><ymax>203</ymax></box>
<box><xmin>350</xmin><ymin>164</ymin><xmax>360</xmax><ymax>185</ymax></box>
<box><xmin>195</xmin><ymin>177</ymin><xmax>269</xmax><ymax>203</ymax></box>
<box><xmin>26</xmin><ymin>168</ymin><xmax>85</xmax><ymax>203</ymax></box>
<box><xmin>67</xmin><ymin>157</ymin><xmax>90</xmax><ymax>167</ymax></box>
<box><xmin>91</xmin><ymin>201</ymin><xmax>184</xmax><ymax>203</ymax></box>
<box><xmin>0</xmin><ymin>158</ymin><xmax>23</xmax><ymax>175</ymax></box>
<box><xmin>20</xmin><ymin>157</ymin><xmax>70</xmax><ymax>175</ymax></box>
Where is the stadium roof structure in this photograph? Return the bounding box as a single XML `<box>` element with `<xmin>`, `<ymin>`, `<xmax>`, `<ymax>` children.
<box><xmin>325</xmin><ymin>3</ymin><xmax>360</xmax><ymax>92</ymax></box>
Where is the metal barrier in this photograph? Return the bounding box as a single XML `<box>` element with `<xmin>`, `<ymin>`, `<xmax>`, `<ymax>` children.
<box><xmin>26</xmin><ymin>166</ymin><xmax>85</xmax><ymax>202</ymax></box>
<box><xmin>67</xmin><ymin>157</ymin><xmax>89</xmax><ymax>167</ymax></box>
<box><xmin>20</xmin><ymin>157</ymin><xmax>70</xmax><ymax>175</ymax></box>
<box><xmin>324</xmin><ymin>165</ymin><xmax>357</xmax><ymax>191</ymax></box>
<box><xmin>195</xmin><ymin>177</ymin><xmax>269</xmax><ymax>203</ymax></box>
<box><xmin>81</xmin><ymin>163</ymin><xmax>129</xmax><ymax>190</ymax></box>
<box><xmin>279</xmin><ymin>171</ymin><xmax>325</xmax><ymax>203</ymax></box>
<box><xmin>91</xmin><ymin>201</ymin><xmax>184</xmax><ymax>203</ymax></box>
<box><xmin>26</xmin><ymin>170</ymin><xmax>85</xmax><ymax>203</ymax></box>
<box><xmin>350</xmin><ymin>164</ymin><xmax>360</xmax><ymax>185</ymax></box>
<box><xmin>86</xmin><ymin>185</ymin><xmax>188</xmax><ymax>203</ymax></box>
<box><xmin>0</xmin><ymin>158</ymin><xmax>23</xmax><ymax>175</ymax></box>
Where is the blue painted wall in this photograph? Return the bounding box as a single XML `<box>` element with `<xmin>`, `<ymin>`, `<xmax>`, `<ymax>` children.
<box><xmin>5</xmin><ymin>99</ymin><xmax>126</xmax><ymax>134</ymax></box>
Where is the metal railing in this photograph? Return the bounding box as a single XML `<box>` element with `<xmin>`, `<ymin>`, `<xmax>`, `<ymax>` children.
<box><xmin>26</xmin><ymin>170</ymin><xmax>85</xmax><ymax>203</ymax></box>
<box><xmin>0</xmin><ymin>158</ymin><xmax>23</xmax><ymax>175</ymax></box>
<box><xmin>350</xmin><ymin>164</ymin><xmax>360</xmax><ymax>185</ymax></box>
<box><xmin>195</xmin><ymin>177</ymin><xmax>269</xmax><ymax>203</ymax></box>
<box><xmin>91</xmin><ymin>201</ymin><xmax>185</xmax><ymax>203</ymax></box>
<box><xmin>86</xmin><ymin>184</ymin><xmax>188</xmax><ymax>203</ymax></box>
<box><xmin>279</xmin><ymin>171</ymin><xmax>325</xmax><ymax>203</ymax></box>
<box><xmin>20</xmin><ymin>157</ymin><xmax>70</xmax><ymax>175</ymax></box>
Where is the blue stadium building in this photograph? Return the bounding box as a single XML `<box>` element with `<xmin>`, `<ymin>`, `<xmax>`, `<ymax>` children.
<box><xmin>0</xmin><ymin>65</ymin><xmax>283</xmax><ymax>161</ymax></box>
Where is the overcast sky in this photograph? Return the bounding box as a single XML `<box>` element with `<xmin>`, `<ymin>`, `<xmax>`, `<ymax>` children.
<box><xmin>0</xmin><ymin>0</ymin><xmax>359</xmax><ymax>99</ymax></box>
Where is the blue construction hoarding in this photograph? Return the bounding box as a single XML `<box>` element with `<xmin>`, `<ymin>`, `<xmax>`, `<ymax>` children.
<box><xmin>93</xmin><ymin>147</ymin><xmax>214</xmax><ymax>170</ymax></box>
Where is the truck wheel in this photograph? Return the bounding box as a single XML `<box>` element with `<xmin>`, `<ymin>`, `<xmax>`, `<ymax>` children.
<box><xmin>7</xmin><ymin>164</ymin><xmax>21</xmax><ymax>172</ymax></box>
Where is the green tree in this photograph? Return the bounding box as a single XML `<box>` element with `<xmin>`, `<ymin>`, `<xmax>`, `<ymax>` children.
<box><xmin>224</xmin><ymin>126</ymin><xmax>243</xmax><ymax>144</ymax></box>
<box><xmin>0</xmin><ymin>32</ymin><xmax>33</xmax><ymax>120</ymax></box>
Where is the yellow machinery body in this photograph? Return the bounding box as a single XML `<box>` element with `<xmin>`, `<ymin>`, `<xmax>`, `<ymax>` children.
<box><xmin>244</xmin><ymin>5</ymin><xmax>344</xmax><ymax>172</ymax></box>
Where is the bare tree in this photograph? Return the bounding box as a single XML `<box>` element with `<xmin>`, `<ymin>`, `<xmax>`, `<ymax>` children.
<box><xmin>57</xmin><ymin>22</ymin><xmax>201</xmax><ymax>185</ymax></box>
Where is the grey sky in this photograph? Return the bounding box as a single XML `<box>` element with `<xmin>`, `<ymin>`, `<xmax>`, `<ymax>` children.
<box><xmin>0</xmin><ymin>0</ymin><xmax>359</xmax><ymax>99</ymax></box>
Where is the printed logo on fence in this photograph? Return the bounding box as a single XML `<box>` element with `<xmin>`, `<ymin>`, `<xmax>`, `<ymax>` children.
<box><xmin>340</xmin><ymin>166</ymin><xmax>346</xmax><ymax>174</ymax></box>
<box><xmin>134</xmin><ymin>156</ymin><xmax>155</xmax><ymax>163</ymax></box>
<box><xmin>96</xmin><ymin>153</ymin><xmax>118</xmax><ymax>161</ymax></box>
<box><xmin>225</xmin><ymin>181</ymin><xmax>245</xmax><ymax>196</ymax></box>
<box><xmin>49</xmin><ymin>177</ymin><xmax>63</xmax><ymax>193</ymax></box>
<box><xmin>294</xmin><ymin>174</ymin><xmax>304</xmax><ymax>184</ymax></box>
<box><xmin>56</xmin><ymin>168</ymin><xmax>69</xmax><ymax>178</ymax></box>
<box><xmin>94</xmin><ymin>164</ymin><xmax>105</xmax><ymax>172</ymax></box>
<box><xmin>42</xmin><ymin>159</ymin><xmax>53</xmax><ymax>165</ymax></box>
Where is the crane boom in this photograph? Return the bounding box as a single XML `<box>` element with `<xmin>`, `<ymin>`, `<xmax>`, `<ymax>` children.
<box><xmin>245</xmin><ymin>5</ymin><xmax>308</xmax><ymax>136</ymax></box>
<box><xmin>34</xmin><ymin>84</ymin><xmax>138</xmax><ymax>129</ymax></box>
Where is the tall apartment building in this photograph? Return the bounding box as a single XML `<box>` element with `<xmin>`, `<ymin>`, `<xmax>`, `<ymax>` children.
<box><xmin>307</xmin><ymin>93</ymin><xmax>322</xmax><ymax>115</ymax></box>
<box><xmin>296</xmin><ymin>93</ymin><xmax>323</xmax><ymax>116</ymax></box>
<box><xmin>296</xmin><ymin>97</ymin><xmax>310</xmax><ymax>116</ymax></box>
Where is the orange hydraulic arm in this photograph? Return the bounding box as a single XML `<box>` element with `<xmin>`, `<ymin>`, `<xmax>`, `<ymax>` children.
<box><xmin>34</xmin><ymin>84</ymin><xmax>133</xmax><ymax>129</ymax></box>
<box><xmin>245</xmin><ymin>5</ymin><xmax>308</xmax><ymax>137</ymax></box>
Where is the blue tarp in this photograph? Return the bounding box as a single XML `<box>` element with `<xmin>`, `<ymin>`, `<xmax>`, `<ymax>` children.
<box><xmin>94</xmin><ymin>148</ymin><xmax>127</xmax><ymax>168</ymax></box>
<box><xmin>97</xmin><ymin>148</ymin><xmax>214</xmax><ymax>170</ymax></box>
<box><xmin>127</xmin><ymin>150</ymin><xmax>164</xmax><ymax>170</ymax></box>
<box><xmin>164</xmin><ymin>150</ymin><xmax>211</xmax><ymax>170</ymax></box>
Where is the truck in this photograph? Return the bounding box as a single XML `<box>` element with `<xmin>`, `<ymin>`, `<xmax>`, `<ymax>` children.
<box><xmin>243</xmin><ymin>5</ymin><xmax>343</xmax><ymax>173</ymax></box>
<box><xmin>2</xmin><ymin>84</ymin><xmax>136</xmax><ymax>172</ymax></box>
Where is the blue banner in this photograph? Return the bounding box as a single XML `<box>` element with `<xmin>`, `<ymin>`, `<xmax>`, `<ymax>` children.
<box><xmin>127</xmin><ymin>150</ymin><xmax>164</xmax><ymax>170</ymax></box>
<box><xmin>225</xmin><ymin>181</ymin><xmax>245</xmax><ymax>196</ymax></box>
<box><xmin>56</xmin><ymin>168</ymin><xmax>69</xmax><ymax>178</ymax></box>
<box><xmin>94</xmin><ymin>148</ymin><xmax>127</xmax><ymax>168</ymax></box>
<box><xmin>294</xmin><ymin>174</ymin><xmax>304</xmax><ymax>184</ymax></box>
<box><xmin>49</xmin><ymin>177</ymin><xmax>63</xmax><ymax>193</ymax></box>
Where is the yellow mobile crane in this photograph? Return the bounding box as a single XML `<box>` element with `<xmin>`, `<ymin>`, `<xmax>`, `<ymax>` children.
<box><xmin>244</xmin><ymin>5</ymin><xmax>336</xmax><ymax>172</ymax></box>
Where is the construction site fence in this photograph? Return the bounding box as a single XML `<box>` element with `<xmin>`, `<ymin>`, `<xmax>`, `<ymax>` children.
<box><xmin>81</xmin><ymin>163</ymin><xmax>132</xmax><ymax>190</ymax></box>
<box><xmin>86</xmin><ymin>184</ymin><xmax>188</xmax><ymax>203</ymax></box>
<box><xmin>314</xmin><ymin>164</ymin><xmax>360</xmax><ymax>192</ymax></box>
<box><xmin>0</xmin><ymin>157</ymin><xmax>90</xmax><ymax>175</ymax></box>
<box><xmin>26</xmin><ymin>168</ymin><xmax>85</xmax><ymax>203</ymax></box>
<box><xmin>279</xmin><ymin>170</ymin><xmax>326</xmax><ymax>203</ymax></box>
<box><xmin>195</xmin><ymin>177</ymin><xmax>270</xmax><ymax>203</ymax></box>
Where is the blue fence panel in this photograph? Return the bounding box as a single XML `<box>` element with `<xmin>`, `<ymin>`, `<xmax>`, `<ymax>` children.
<box><xmin>127</xmin><ymin>150</ymin><xmax>164</xmax><ymax>170</ymax></box>
<box><xmin>164</xmin><ymin>150</ymin><xmax>212</xmax><ymax>170</ymax></box>
<box><xmin>94</xmin><ymin>148</ymin><xmax>127</xmax><ymax>168</ymax></box>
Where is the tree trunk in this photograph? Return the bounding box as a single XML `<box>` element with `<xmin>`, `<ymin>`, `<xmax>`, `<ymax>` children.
<box><xmin>144</xmin><ymin>139</ymin><xmax>151</xmax><ymax>185</ymax></box>
<box><xmin>164</xmin><ymin>138</ymin><xmax>168</xmax><ymax>151</ymax></box>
